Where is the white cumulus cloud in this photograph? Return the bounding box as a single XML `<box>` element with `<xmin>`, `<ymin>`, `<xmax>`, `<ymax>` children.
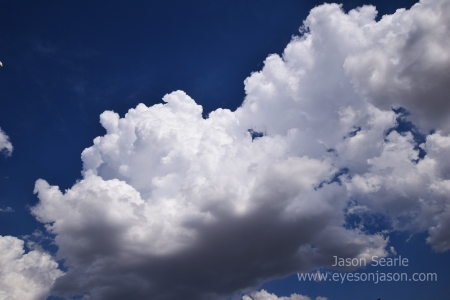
<box><xmin>30</xmin><ymin>0</ymin><xmax>450</xmax><ymax>299</ymax></box>
<box><xmin>0</xmin><ymin>235</ymin><xmax>63</xmax><ymax>300</ymax></box>
<box><xmin>33</xmin><ymin>91</ymin><xmax>386</xmax><ymax>299</ymax></box>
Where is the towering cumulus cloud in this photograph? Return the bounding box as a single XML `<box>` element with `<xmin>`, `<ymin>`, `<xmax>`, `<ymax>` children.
<box><xmin>32</xmin><ymin>0</ymin><xmax>450</xmax><ymax>298</ymax></box>
<box><xmin>0</xmin><ymin>128</ymin><xmax>12</xmax><ymax>156</ymax></box>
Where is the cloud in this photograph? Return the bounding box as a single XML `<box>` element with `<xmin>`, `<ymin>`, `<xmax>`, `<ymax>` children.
<box><xmin>343</xmin><ymin>0</ymin><xmax>450</xmax><ymax>133</ymax></box>
<box><xmin>30</xmin><ymin>0</ymin><xmax>450</xmax><ymax>298</ymax></box>
<box><xmin>0</xmin><ymin>207</ymin><xmax>14</xmax><ymax>213</ymax></box>
<box><xmin>242</xmin><ymin>289</ymin><xmax>328</xmax><ymax>300</ymax></box>
<box><xmin>0</xmin><ymin>235</ymin><xmax>63</xmax><ymax>300</ymax></box>
<box><xmin>33</xmin><ymin>92</ymin><xmax>387</xmax><ymax>299</ymax></box>
<box><xmin>0</xmin><ymin>128</ymin><xmax>13</xmax><ymax>156</ymax></box>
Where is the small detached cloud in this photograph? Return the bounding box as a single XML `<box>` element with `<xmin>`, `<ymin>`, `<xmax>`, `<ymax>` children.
<box><xmin>0</xmin><ymin>207</ymin><xmax>14</xmax><ymax>213</ymax></box>
<box><xmin>0</xmin><ymin>128</ymin><xmax>13</xmax><ymax>156</ymax></box>
<box><xmin>29</xmin><ymin>0</ymin><xmax>450</xmax><ymax>299</ymax></box>
<box><xmin>0</xmin><ymin>235</ymin><xmax>63</xmax><ymax>300</ymax></box>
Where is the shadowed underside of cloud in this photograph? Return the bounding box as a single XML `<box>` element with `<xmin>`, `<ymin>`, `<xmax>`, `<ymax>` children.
<box><xmin>28</xmin><ymin>0</ymin><xmax>450</xmax><ymax>299</ymax></box>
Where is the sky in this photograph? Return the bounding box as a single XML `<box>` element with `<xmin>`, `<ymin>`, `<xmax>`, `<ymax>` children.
<box><xmin>1</xmin><ymin>0</ymin><xmax>450</xmax><ymax>299</ymax></box>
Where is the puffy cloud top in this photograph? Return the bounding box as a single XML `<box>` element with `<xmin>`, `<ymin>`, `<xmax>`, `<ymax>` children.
<box><xmin>31</xmin><ymin>0</ymin><xmax>450</xmax><ymax>299</ymax></box>
<box><xmin>243</xmin><ymin>289</ymin><xmax>328</xmax><ymax>300</ymax></box>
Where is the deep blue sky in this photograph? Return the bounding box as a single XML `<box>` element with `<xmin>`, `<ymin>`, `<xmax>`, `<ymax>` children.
<box><xmin>1</xmin><ymin>0</ymin><xmax>448</xmax><ymax>299</ymax></box>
